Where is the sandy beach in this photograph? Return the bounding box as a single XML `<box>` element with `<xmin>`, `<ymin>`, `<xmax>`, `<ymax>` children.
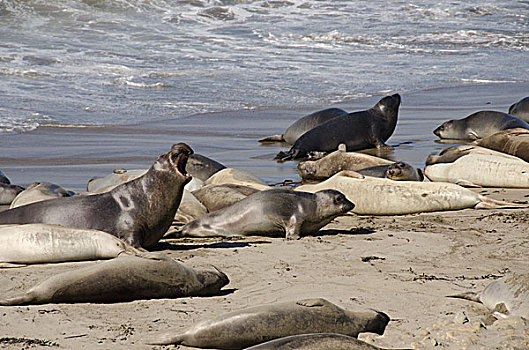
<box><xmin>1</xmin><ymin>83</ymin><xmax>529</xmax><ymax>349</ymax></box>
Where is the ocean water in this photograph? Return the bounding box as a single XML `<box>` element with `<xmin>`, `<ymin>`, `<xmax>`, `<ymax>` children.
<box><xmin>0</xmin><ymin>0</ymin><xmax>528</xmax><ymax>133</ymax></box>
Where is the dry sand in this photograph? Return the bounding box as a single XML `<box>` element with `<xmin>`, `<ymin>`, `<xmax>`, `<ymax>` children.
<box><xmin>1</xmin><ymin>187</ymin><xmax>528</xmax><ymax>349</ymax></box>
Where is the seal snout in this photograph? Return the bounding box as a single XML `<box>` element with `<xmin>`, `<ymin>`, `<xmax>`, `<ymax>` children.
<box><xmin>171</xmin><ymin>143</ymin><xmax>194</xmax><ymax>176</ymax></box>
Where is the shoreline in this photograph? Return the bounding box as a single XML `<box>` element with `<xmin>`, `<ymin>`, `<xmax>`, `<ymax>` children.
<box><xmin>2</xmin><ymin>81</ymin><xmax>529</xmax><ymax>192</ymax></box>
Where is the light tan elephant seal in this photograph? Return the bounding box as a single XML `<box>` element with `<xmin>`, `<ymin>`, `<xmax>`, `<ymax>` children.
<box><xmin>147</xmin><ymin>298</ymin><xmax>389</xmax><ymax>348</ymax></box>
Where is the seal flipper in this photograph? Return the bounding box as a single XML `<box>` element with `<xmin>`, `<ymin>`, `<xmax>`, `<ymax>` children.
<box><xmin>285</xmin><ymin>215</ymin><xmax>302</xmax><ymax>240</ymax></box>
<box><xmin>145</xmin><ymin>332</ymin><xmax>187</xmax><ymax>346</ymax></box>
<box><xmin>0</xmin><ymin>292</ymin><xmax>38</xmax><ymax>306</ymax></box>
<box><xmin>296</xmin><ymin>298</ymin><xmax>332</xmax><ymax>307</ymax></box>
<box><xmin>446</xmin><ymin>291</ymin><xmax>482</xmax><ymax>303</ymax></box>
<box><xmin>274</xmin><ymin>148</ymin><xmax>300</xmax><ymax>162</ymax></box>
<box><xmin>475</xmin><ymin>196</ymin><xmax>529</xmax><ymax>209</ymax></box>
<box><xmin>258</xmin><ymin>134</ymin><xmax>285</xmax><ymax>143</ymax></box>
<box><xmin>0</xmin><ymin>262</ymin><xmax>27</xmax><ymax>268</ymax></box>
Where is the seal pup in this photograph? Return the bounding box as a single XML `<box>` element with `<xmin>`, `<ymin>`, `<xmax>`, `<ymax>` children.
<box><xmin>275</xmin><ymin>94</ymin><xmax>401</xmax><ymax>161</ymax></box>
<box><xmin>206</xmin><ymin>168</ymin><xmax>271</xmax><ymax>191</ymax></box>
<box><xmin>0</xmin><ymin>252</ymin><xmax>229</xmax><ymax>305</ymax></box>
<box><xmin>192</xmin><ymin>184</ymin><xmax>259</xmax><ymax>212</ymax></box>
<box><xmin>448</xmin><ymin>273</ymin><xmax>529</xmax><ymax>319</ymax></box>
<box><xmin>259</xmin><ymin>108</ymin><xmax>348</xmax><ymax>144</ymax></box>
<box><xmin>357</xmin><ymin>161</ymin><xmax>424</xmax><ymax>181</ymax></box>
<box><xmin>296</xmin><ymin>171</ymin><xmax>527</xmax><ymax>215</ymax></box>
<box><xmin>433</xmin><ymin>111</ymin><xmax>529</xmax><ymax>140</ymax></box>
<box><xmin>180</xmin><ymin>189</ymin><xmax>354</xmax><ymax>239</ymax></box>
<box><xmin>424</xmin><ymin>153</ymin><xmax>529</xmax><ymax>188</ymax></box>
<box><xmin>425</xmin><ymin>144</ymin><xmax>519</xmax><ymax>165</ymax></box>
<box><xmin>0</xmin><ymin>223</ymin><xmax>139</xmax><ymax>267</ymax></box>
<box><xmin>10</xmin><ymin>182</ymin><xmax>75</xmax><ymax>208</ymax></box>
<box><xmin>0</xmin><ymin>184</ymin><xmax>24</xmax><ymax>205</ymax></box>
<box><xmin>297</xmin><ymin>145</ymin><xmax>393</xmax><ymax>180</ymax></box>
<box><xmin>0</xmin><ymin>143</ymin><xmax>193</xmax><ymax>249</ymax></box>
<box><xmin>509</xmin><ymin>96</ymin><xmax>529</xmax><ymax>122</ymax></box>
<box><xmin>244</xmin><ymin>333</ymin><xmax>385</xmax><ymax>350</ymax></box>
<box><xmin>476</xmin><ymin>128</ymin><xmax>529</xmax><ymax>162</ymax></box>
<box><xmin>147</xmin><ymin>298</ymin><xmax>389</xmax><ymax>348</ymax></box>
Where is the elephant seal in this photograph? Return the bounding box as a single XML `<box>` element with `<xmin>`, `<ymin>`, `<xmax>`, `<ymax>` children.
<box><xmin>275</xmin><ymin>94</ymin><xmax>401</xmax><ymax>162</ymax></box>
<box><xmin>206</xmin><ymin>168</ymin><xmax>271</xmax><ymax>191</ymax></box>
<box><xmin>0</xmin><ymin>143</ymin><xmax>193</xmax><ymax>249</ymax></box>
<box><xmin>10</xmin><ymin>182</ymin><xmax>75</xmax><ymax>208</ymax></box>
<box><xmin>425</xmin><ymin>144</ymin><xmax>518</xmax><ymax>165</ymax></box>
<box><xmin>357</xmin><ymin>161</ymin><xmax>424</xmax><ymax>181</ymax></box>
<box><xmin>297</xmin><ymin>146</ymin><xmax>393</xmax><ymax>180</ymax></box>
<box><xmin>87</xmin><ymin>169</ymin><xmax>147</xmax><ymax>193</ymax></box>
<box><xmin>0</xmin><ymin>252</ymin><xmax>229</xmax><ymax>305</ymax></box>
<box><xmin>180</xmin><ymin>189</ymin><xmax>354</xmax><ymax>239</ymax></box>
<box><xmin>192</xmin><ymin>184</ymin><xmax>259</xmax><ymax>212</ymax></box>
<box><xmin>509</xmin><ymin>96</ymin><xmax>529</xmax><ymax>122</ymax></box>
<box><xmin>0</xmin><ymin>223</ymin><xmax>139</xmax><ymax>267</ymax></box>
<box><xmin>0</xmin><ymin>184</ymin><xmax>24</xmax><ymax>205</ymax></box>
<box><xmin>433</xmin><ymin>111</ymin><xmax>529</xmax><ymax>140</ymax></box>
<box><xmin>245</xmin><ymin>333</ymin><xmax>384</xmax><ymax>350</ymax></box>
<box><xmin>296</xmin><ymin>171</ymin><xmax>527</xmax><ymax>215</ymax></box>
<box><xmin>259</xmin><ymin>108</ymin><xmax>348</xmax><ymax>144</ymax></box>
<box><xmin>448</xmin><ymin>273</ymin><xmax>529</xmax><ymax>319</ymax></box>
<box><xmin>147</xmin><ymin>298</ymin><xmax>389</xmax><ymax>348</ymax></box>
<box><xmin>476</xmin><ymin>128</ymin><xmax>529</xmax><ymax>162</ymax></box>
<box><xmin>185</xmin><ymin>153</ymin><xmax>226</xmax><ymax>181</ymax></box>
<box><xmin>424</xmin><ymin>153</ymin><xmax>529</xmax><ymax>188</ymax></box>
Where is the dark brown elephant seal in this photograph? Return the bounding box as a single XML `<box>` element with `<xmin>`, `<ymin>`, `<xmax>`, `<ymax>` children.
<box><xmin>147</xmin><ymin>298</ymin><xmax>389</xmax><ymax>348</ymax></box>
<box><xmin>476</xmin><ymin>128</ymin><xmax>529</xmax><ymax>162</ymax></box>
<box><xmin>244</xmin><ymin>333</ymin><xmax>384</xmax><ymax>350</ymax></box>
<box><xmin>509</xmin><ymin>96</ymin><xmax>529</xmax><ymax>122</ymax></box>
<box><xmin>259</xmin><ymin>108</ymin><xmax>348</xmax><ymax>144</ymax></box>
<box><xmin>275</xmin><ymin>94</ymin><xmax>401</xmax><ymax>161</ymax></box>
<box><xmin>186</xmin><ymin>153</ymin><xmax>226</xmax><ymax>181</ymax></box>
<box><xmin>0</xmin><ymin>253</ymin><xmax>229</xmax><ymax>305</ymax></box>
<box><xmin>0</xmin><ymin>143</ymin><xmax>193</xmax><ymax>249</ymax></box>
<box><xmin>180</xmin><ymin>189</ymin><xmax>354</xmax><ymax>239</ymax></box>
<box><xmin>433</xmin><ymin>111</ymin><xmax>529</xmax><ymax>140</ymax></box>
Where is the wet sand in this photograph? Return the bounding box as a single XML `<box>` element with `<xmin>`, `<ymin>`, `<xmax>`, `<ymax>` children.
<box><xmin>1</xmin><ymin>82</ymin><xmax>529</xmax><ymax>349</ymax></box>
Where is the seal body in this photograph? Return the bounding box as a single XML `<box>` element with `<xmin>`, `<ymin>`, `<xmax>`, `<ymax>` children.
<box><xmin>275</xmin><ymin>94</ymin><xmax>401</xmax><ymax>161</ymax></box>
<box><xmin>186</xmin><ymin>153</ymin><xmax>226</xmax><ymax>181</ymax></box>
<box><xmin>0</xmin><ymin>184</ymin><xmax>24</xmax><ymax>205</ymax></box>
<box><xmin>509</xmin><ymin>96</ymin><xmax>529</xmax><ymax>122</ymax></box>
<box><xmin>147</xmin><ymin>298</ymin><xmax>389</xmax><ymax>348</ymax></box>
<box><xmin>0</xmin><ymin>143</ymin><xmax>193</xmax><ymax>249</ymax></box>
<box><xmin>433</xmin><ymin>111</ymin><xmax>529</xmax><ymax>140</ymax></box>
<box><xmin>244</xmin><ymin>333</ymin><xmax>383</xmax><ymax>350</ymax></box>
<box><xmin>0</xmin><ymin>223</ymin><xmax>139</xmax><ymax>266</ymax></box>
<box><xmin>476</xmin><ymin>128</ymin><xmax>529</xmax><ymax>162</ymax></box>
<box><xmin>449</xmin><ymin>273</ymin><xmax>529</xmax><ymax>319</ymax></box>
<box><xmin>192</xmin><ymin>184</ymin><xmax>259</xmax><ymax>212</ymax></box>
<box><xmin>357</xmin><ymin>161</ymin><xmax>424</xmax><ymax>181</ymax></box>
<box><xmin>0</xmin><ymin>253</ymin><xmax>229</xmax><ymax>305</ymax></box>
<box><xmin>206</xmin><ymin>168</ymin><xmax>271</xmax><ymax>191</ymax></box>
<box><xmin>297</xmin><ymin>148</ymin><xmax>393</xmax><ymax>180</ymax></box>
<box><xmin>181</xmin><ymin>189</ymin><xmax>354</xmax><ymax>239</ymax></box>
<box><xmin>425</xmin><ymin>145</ymin><xmax>517</xmax><ymax>165</ymax></box>
<box><xmin>296</xmin><ymin>171</ymin><xmax>526</xmax><ymax>215</ymax></box>
<box><xmin>424</xmin><ymin>153</ymin><xmax>529</xmax><ymax>188</ymax></box>
<box><xmin>259</xmin><ymin>108</ymin><xmax>348</xmax><ymax>144</ymax></box>
<box><xmin>10</xmin><ymin>182</ymin><xmax>75</xmax><ymax>208</ymax></box>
